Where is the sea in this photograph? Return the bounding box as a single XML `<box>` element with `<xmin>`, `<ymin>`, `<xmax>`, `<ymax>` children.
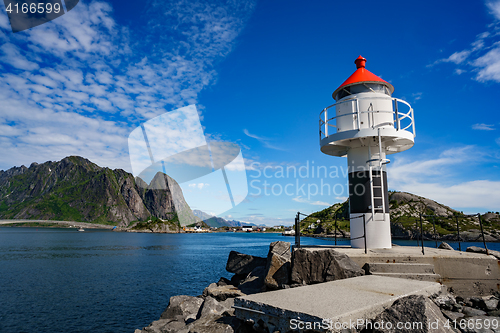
<box><xmin>1</xmin><ymin>227</ymin><xmax>498</xmax><ymax>333</ymax></box>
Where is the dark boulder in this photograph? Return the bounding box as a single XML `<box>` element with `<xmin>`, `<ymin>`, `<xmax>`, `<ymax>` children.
<box><xmin>441</xmin><ymin>309</ymin><xmax>464</xmax><ymax>322</ymax></box>
<box><xmin>217</xmin><ymin>277</ymin><xmax>232</xmax><ymax>286</ymax></box>
<box><xmin>184</xmin><ymin>314</ymin><xmax>240</xmax><ymax>333</ymax></box>
<box><xmin>202</xmin><ymin>284</ymin><xmax>245</xmax><ymax>301</ymax></box>
<box><xmin>263</xmin><ymin>241</ymin><xmax>291</xmax><ymax>290</ymax></box>
<box><xmin>481</xmin><ymin>296</ymin><xmax>499</xmax><ymax>311</ymax></box>
<box><xmin>230</xmin><ymin>273</ymin><xmax>246</xmax><ymax>287</ymax></box>
<box><xmin>238</xmin><ymin>266</ymin><xmax>267</xmax><ymax>295</ymax></box>
<box><xmin>462</xmin><ymin>306</ymin><xmax>487</xmax><ymax>317</ymax></box>
<box><xmin>466</xmin><ymin>246</ymin><xmax>500</xmax><ymax>260</ymax></box>
<box><xmin>362</xmin><ymin>295</ymin><xmax>455</xmax><ymax>332</ymax></box>
<box><xmin>438</xmin><ymin>242</ymin><xmax>454</xmax><ymax>250</ymax></box>
<box><xmin>466</xmin><ymin>246</ymin><xmax>487</xmax><ymax>254</ymax></box>
<box><xmin>140</xmin><ymin>318</ymin><xmax>187</xmax><ymax>333</ymax></box>
<box><xmin>291</xmin><ymin>248</ymin><xmax>364</xmax><ymax>285</ymax></box>
<box><xmin>198</xmin><ymin>296</ymin><xmax>235</xmax><ymax>318</ymax></box>
<box><xmin>226</xmin><ymin>251</ymin><xmax>267</xmax><ymax>275</ymax></box>
<box><xmin>160</xmin><ymin>295</ymin><xmax>204</xmax><ymax>323</ymax></box>
<box><xmin>432</xmin><ymin>292</ymin><xmax>461</xmax><ymax>313</ymax></box>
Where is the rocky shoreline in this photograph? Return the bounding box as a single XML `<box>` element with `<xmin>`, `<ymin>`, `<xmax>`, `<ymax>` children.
<box><xmin>135</xmin><ymin>242</ymin><xmax>500</xmax><ymax>333</ymax></box>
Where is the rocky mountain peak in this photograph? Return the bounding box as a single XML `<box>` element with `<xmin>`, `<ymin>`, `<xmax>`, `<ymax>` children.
<box><xmin>0</xmin><ymin>156</ymin><xmax>197</xmax><ymax>227</ymax></box>
<box><xmin>301</xmin><ymin>191</ymin><xmax>499</xmax><ymax>240</ymax></box>
<box><xmin>389</xmin><ymin>191</ymin><xmax>458</xmax><ymax>218</ymax></box>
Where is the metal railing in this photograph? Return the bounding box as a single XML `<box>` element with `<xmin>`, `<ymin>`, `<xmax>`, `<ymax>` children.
<box><xmin>294</xmin><ymin>212</ymin><xmax>309</xmax><ymax>249</ymax></box>
<box><xmin>294</xmin><ymin>211</ymin><xmax>490</xmax><ymax>256</ymax></box>
<box><xmin>416</xmin><ymin>213</ymin><xmax>488</xmax><ymax>255</ymax></box>
<box><xmin>319</xmin><ymin>96</ymin><xmax>415</xmax><ymax>141</ymax></box>
<box><xmin>294</xmin><ymin>212</ymin><xmax>367</xmax><ymax>254</ymax></box>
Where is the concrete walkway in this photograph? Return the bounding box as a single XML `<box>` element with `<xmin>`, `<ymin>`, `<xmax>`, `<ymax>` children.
<box><xmin>234</xmin><ymin>275</ymin><xmax>443</xmax><ymax>333</ymax></box>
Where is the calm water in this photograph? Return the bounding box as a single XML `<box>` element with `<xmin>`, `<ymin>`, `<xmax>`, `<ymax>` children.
<box><xmin>0</xmin><ymin>228</ymin><xmax>335</xmax><ymax>333</ymax></box>
<box><xmin>0</xmin><ymin>228</ymin><xmax>497</xmax><ymax>333</ymax></box>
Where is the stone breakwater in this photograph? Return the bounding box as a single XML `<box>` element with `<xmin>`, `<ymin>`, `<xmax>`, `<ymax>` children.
<box><xmin>136</xmin><ymin>242</ymin><xmax>500</xmax><ymax>333</ymax></box>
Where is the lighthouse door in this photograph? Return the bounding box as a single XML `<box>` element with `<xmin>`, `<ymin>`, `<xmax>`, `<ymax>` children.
<box><xmin>336</xmin><ymin>99</ymin><xmax>357</xmax><ymax>132</ymax></box>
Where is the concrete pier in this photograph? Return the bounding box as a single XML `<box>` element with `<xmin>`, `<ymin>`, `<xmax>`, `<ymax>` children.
<box><xmin>234</xmin><ymin>275</ymin><xmax>444</xmax><ymax>333</ymax></box>
<box><xmin>303</xmin><ymin>246</ymin><xmax>500</xmax><ymax>297</ymax></box>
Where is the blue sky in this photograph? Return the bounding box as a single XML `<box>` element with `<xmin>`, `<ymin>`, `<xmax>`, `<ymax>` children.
<box><xmin>1</xmin><ymin>0</ymin><xmax>500</xmax><ymax>226</ymax></box>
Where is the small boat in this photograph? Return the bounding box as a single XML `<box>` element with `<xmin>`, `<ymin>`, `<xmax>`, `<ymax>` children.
<box><xmin>78</xmin><ymin>227</ymin><xmax>85</xmax><ymax>232</ymax></box>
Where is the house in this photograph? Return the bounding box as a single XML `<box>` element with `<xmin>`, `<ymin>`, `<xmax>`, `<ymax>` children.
<box><xmin>183</xmin><ymin>222</ymin><xmax>211</xmax><ymax>233</ymax></box>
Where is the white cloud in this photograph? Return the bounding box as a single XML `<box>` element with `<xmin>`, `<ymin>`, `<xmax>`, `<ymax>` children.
<box><xmin>292</xmin><ymin>196</ymin><xmax>330</xmax><ymax>206</ymax></box>
<box><xmin>0</xmin><ymin>43</ymin><xmax>39</xmax><ymax>70</ymax></box>
<box><xmin>446</xmin><ymin>50</ymin><xmax>471</xmax><ymax>64</ymax></box>
<box><xmin>243</xmin><ymin>129</ymin><xmax>286</xmax><ymax>151</ymax></box>
<box><xmin>472</xmin><ymin>123</ymin><xmax>496</xmax><ymax>130</ymax></box>
<box><xmin>473</xmin><ymin>45</ymin><xmax>500</xmax><ymax>82</ymax></box>
<box><xmin>0</xmin><ymin>0</ymin><xmax>256</xmax><ymax>171</ymax></box>
<box><xmin>433</xmin><ymin>1</ymin><xmax>500</xmax><ymax>83</ymax></box>
<box><xmin>411</xmin><ymin>92</ymin><xmax>423</xmax><ymax>102</ymax></box>
<box><xmin>189</xmin><ymin>183</ymin><xmax>209</xmax><ymax>189</ymax></box>
<box><xmin>487</xmin><ymin>0</ymin><xmax>500</xmax><ymax>20</ymax></box>
<box><xmin>389</xmin><ymin>146</ymin><xmax>500</xmax><ymax>212</ymax></box>
<box><xmin>0</xmin><ymin>124</ymin><xmax>23</xmax><ymax>136</ymax></box>
<box><xmin>394</xmin><ymin>180</ymin><xmax>500</xmax><ymax>212</ymax></box>
<box><xmin>389</xmin><ymin>146</ymin><xmax>475</xmax><ymax>180</ymax></box>
<box><xmin>496</xmin><ymin>137</ymin><xmax>500</xmax><ymax>146</ymax></box>
<box><xmin>0</xmin><ymin>9</ymin><xmax>9</xmax><ymax>29</ymax></box>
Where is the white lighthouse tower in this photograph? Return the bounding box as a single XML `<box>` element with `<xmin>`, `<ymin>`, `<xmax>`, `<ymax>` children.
<box><xmin>320</xmin><ymin>56</ymin><xmax>416</xmax><ymax>249</ymax></box>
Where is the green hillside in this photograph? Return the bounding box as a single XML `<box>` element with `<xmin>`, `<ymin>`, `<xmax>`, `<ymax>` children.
<box><xmin>299</xmin><ymin>191</ymin><xmax>500</xmax><ymax>239</ymax></box>
<box><xmin>0</xmin><ymin>156</ymin><xmax>198</xmax><ymax>227</ymax></box>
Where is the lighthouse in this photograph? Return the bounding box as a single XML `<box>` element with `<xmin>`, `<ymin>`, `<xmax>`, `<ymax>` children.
<box><xmin>320</xmin><ymin>56</ymin><xmax>416</xmax><ymax>249</ymax></box>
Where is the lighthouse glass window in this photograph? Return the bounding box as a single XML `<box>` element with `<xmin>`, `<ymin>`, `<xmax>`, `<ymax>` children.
<box><xmin>336</xmin><ymin>83</ymin><xmax>391</xmax><ymax>100</ymax></box>
<box><xmin>350</xmin><ymin>83</ymin><xmax>390</xmax><ymax>95</ymax></box>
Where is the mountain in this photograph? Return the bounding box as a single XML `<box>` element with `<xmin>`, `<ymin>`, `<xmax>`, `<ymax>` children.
<box><xmin>226</xmin><ymin>220</ymin><xmax>260</xmax><ymax>227</ymax></box>
<box><xmin>192</xmin><ymin>210</ymin><xmax>228</xmax><ymax>227</ymax></box>
<box><xmin>388</xmin><ymin>192</ymin><xmax>500</xmax><ymax>240</ymax></box>
<box><xmin>301</xmin><ymin>191</ymin><xmax>500</xmax><ymax>240</ymax></box>
<box><xmin>0</xmin><ymin>156</ymin><xmax>197</xmax><ymax>227</ymax></box>
<box><xmin>192</xmin><ymin>209</ymin><xmax>259</xmax><ymax>228</ymax></box>
<box><xmin>192</xmin><ymin>210</ymin><xmax>213</xmax><ymax>221</ymax></box>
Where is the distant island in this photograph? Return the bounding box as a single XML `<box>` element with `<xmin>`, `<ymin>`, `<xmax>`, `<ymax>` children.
<box><xmin>192</xmin><ymin>209</ymin><xmax>264</xmax><ymax>228</ymax></box>
<box><xmin>0</xmin><ymin>156</ymin><xmax>197</xmax><ymax>228</ymax></box>
<box><xmin>0</xmin><ymin>156</ymin><xmax>262</xmax><ymax>232</ymax></box>
<box><xmin>1</xmin><ymin>156</ymin><xmax>498</xmax><ymax>238</ymax></box>
<box><xmin>299</xmin><ymin>191</ymin><xmax>500</xmax><ymax>242</ymax></box>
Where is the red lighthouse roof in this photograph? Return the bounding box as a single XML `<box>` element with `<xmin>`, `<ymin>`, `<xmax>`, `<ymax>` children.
<box><xmin>332</xmin><ymin>56</ymin><xmax>394</xmax><ymax>100</ymax></box>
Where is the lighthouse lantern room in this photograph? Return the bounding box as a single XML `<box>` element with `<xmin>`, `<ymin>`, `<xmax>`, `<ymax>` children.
<box><xmin>320</xmin><ymin>56</ymin><xmax>416</xmax><ymax>249</ymax></box>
